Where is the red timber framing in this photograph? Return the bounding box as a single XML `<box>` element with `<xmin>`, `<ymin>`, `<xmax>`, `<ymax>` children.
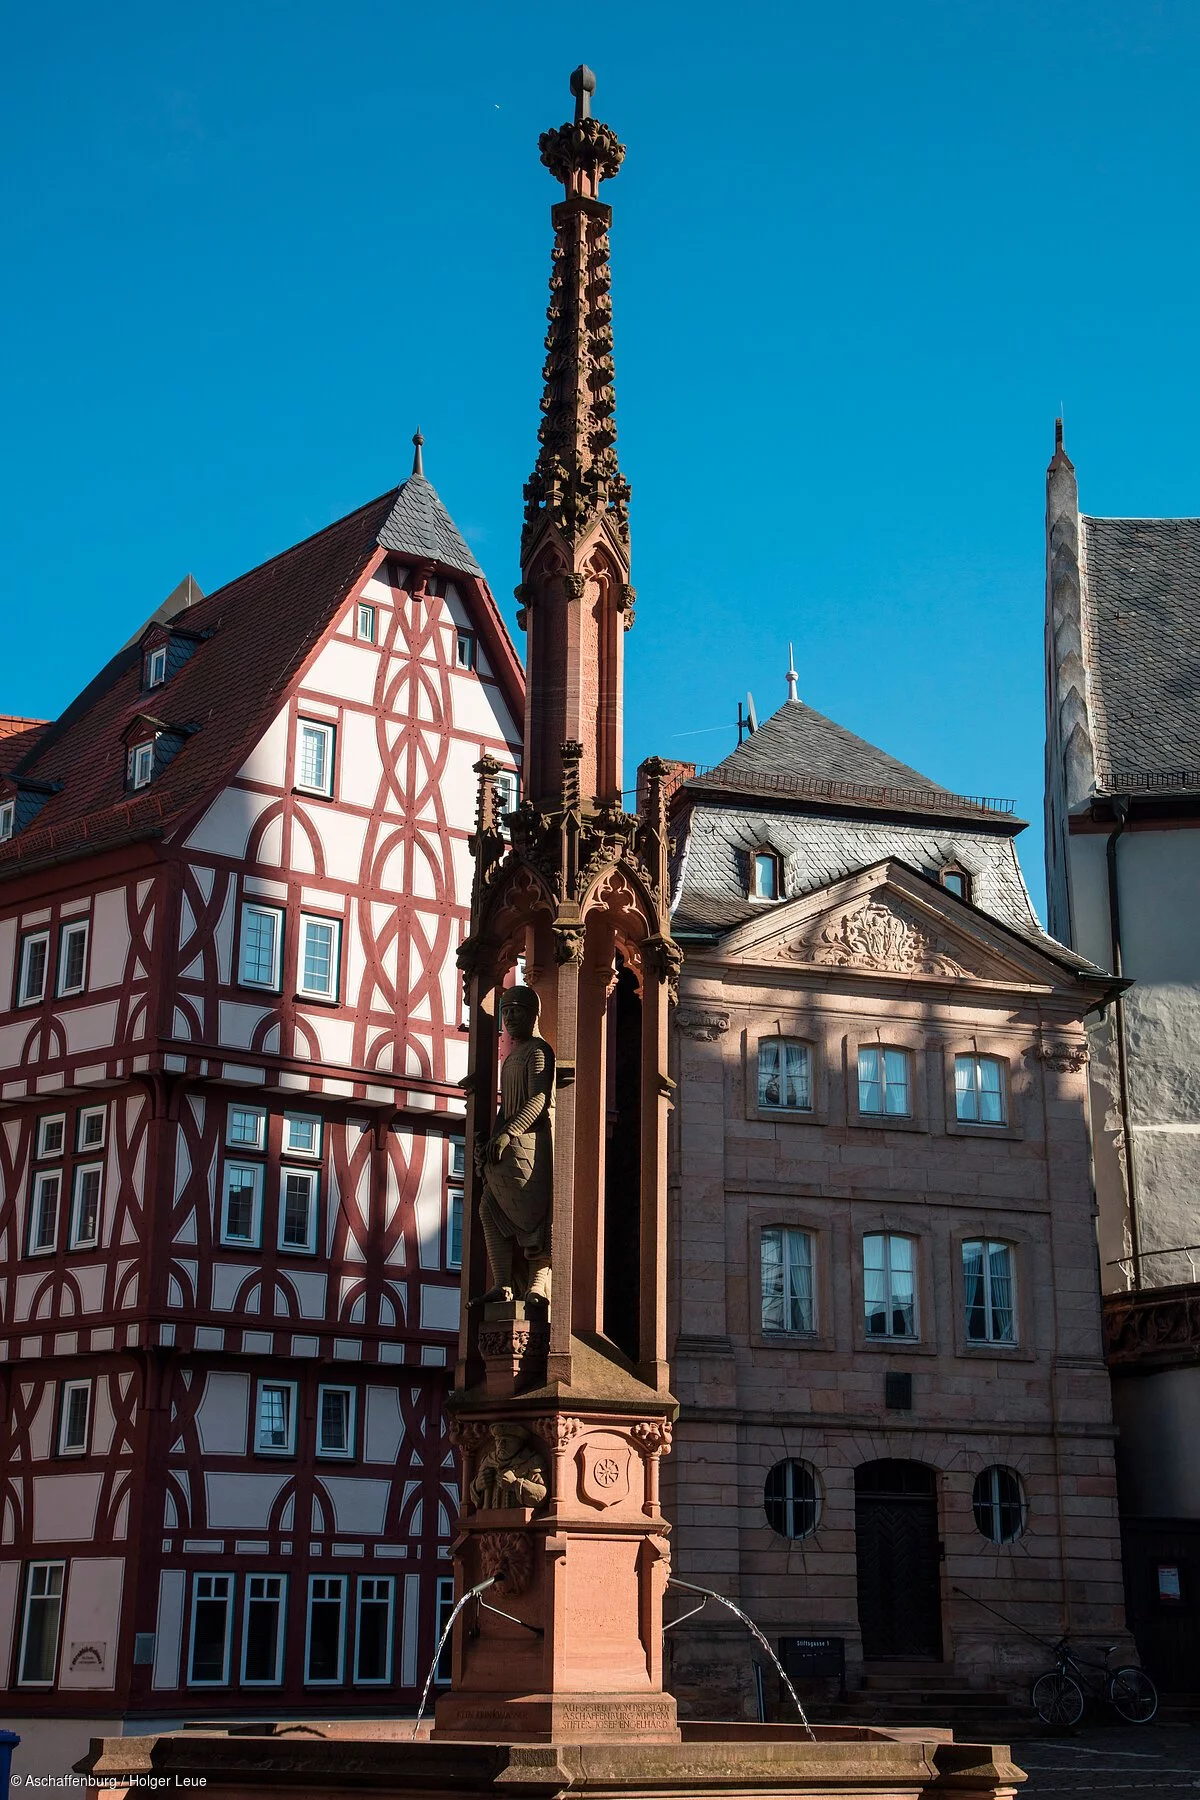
<box><xmin>0</xmin><ymin>479</ymin><xmax>524</xmax><ymax>1741</ymax></box>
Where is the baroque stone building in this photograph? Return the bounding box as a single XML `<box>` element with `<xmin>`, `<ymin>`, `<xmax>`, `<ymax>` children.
<box><xmin>660</xmin><ymin>693</ymin><xmax>1131</xmax><ymax>1710</ymax></box>
<box><xmin>1044</xmin><ymin>424</ymin><xmax>1200</xmax><ymax>1690</ymax></box>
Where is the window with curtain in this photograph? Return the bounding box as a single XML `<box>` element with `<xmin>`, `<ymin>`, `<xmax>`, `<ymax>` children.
<box><xmin>761</xmin><ymin>1227</ymin><xmax>816</xmax><ymax>1334</ymax></box>
<box><xmin>955</xmin><ymin>1054</ymin><xmax>1007</xmax><ymax>1123</ymax></box>
<box><xmin>963</xmin><ymin>1240</ymin><xmax>1016</xmax><ymax>1343</ymax></box>
<box><xmin>757</xmin><ymin>1037</ymin><xmax>812</xmax><ymax>1111</ymax></box>
<box><xmin>857</xmin><ymin>1047</ymin><xmax>912</xmax><ymax>1116</ymax></box>
<box><xmin>863</xmin><ymin>1233</ymin><xmax>918</xmax><ymax>1338</ymax></box>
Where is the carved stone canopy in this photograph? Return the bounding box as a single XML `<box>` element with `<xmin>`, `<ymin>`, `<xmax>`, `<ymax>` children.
<box><xmin>782</xmin><ymin>896</ymin><xmax>968</xmax><ymax>979</ymax></box>
<box><xmin>675</xmin><ymin>1009</ymin><xmax>730</xmax><ymax>1042</ymax></box>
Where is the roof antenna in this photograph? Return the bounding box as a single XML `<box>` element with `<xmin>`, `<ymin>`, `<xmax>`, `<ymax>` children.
<box><xmin>411</xmin><ymin>429</ymin><xmax>425</xmax><ymax>478</ymax></box>
<box><xmin>746</xmin><ymin>691</ymin><xmax>758</xmax><ymax>733</ymax></box>
<box><xmin>785</xmin><ymin>643</ymin><xmax>799</xmax><ymax>703</ymax></box>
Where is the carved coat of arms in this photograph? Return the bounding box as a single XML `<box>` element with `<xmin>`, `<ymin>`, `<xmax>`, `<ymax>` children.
<box><xmin>783</xmin><ymin>898</ymin><xmax>967</xmax><ymax>979</ymax></box>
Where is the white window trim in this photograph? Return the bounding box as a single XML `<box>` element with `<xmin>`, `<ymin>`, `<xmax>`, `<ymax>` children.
<box><xmin>68</xmin><ymin>1161</ymin><xmax>104</xmax><ymax>1250</ymax></box>
<box><xmin>863</xmin><ymin>1231</ymin><xmax>920</xmax><ymax>1341</ymax></box>
<box><xmin>187</xmin><ymin>1573</ymin><xmax>234</xmax><ymax>1687</ymax></box>
<box><xmin>147</xmin><ymin>645</ymin><xmax>168</xmax><ymax>688</ymax></box>
<box><xmin>455</xmin><ymin>629</ymin><xmax>476</xmax><ymax>670</ymax></box>
<box><xmin>279</xmin><ymin>1166</ymin><xmax>320</xmax><ymax>1255</ymax></box>
<box><xmin>36</xmin><ymin>1114</ymin><xmax>66</xmax><ymax>1160</ymax></box>
<box><xmin>296</xmin><ymin>720</ymin><xmax>336</xmax><ymax>798</ymax></box>
<box><xmin>56</xmin><ymin>919</ymin><xmax>90</xmax><ymax>998</ymax></box>
<box><xmin>57</xmin><ymin>1378</ymin><xmax>92</xmax><ymax>1456</ymax></box>
<box><xmin>356</xmin><ymin>603</ymin><xmax>376</xmax><ymax>642</ymax></box>
<box><xmin>220</xmin><ymin>1160</ymin><xmax>264</xmax><ymax>1248</ymax></box>
<box><xmin>240</xmin><ymin>1573</ymin><xmax>288</xmax><ymax>1686</ymax></box>
<box><xmin>282</xmin><ymin>1111</ymin><xmax>322</xmax><ymax>1158</ymax></box>
<box><xmin>18</xmin><ymin>931</ymin><xmax>49</xmax><ymax>1005</ymax></box>
<box><xmin>305</xmin><ymin>1574</ymin><xmax>347</xmax><ymax>1685</ymax></box>
<box><xmin>0</xmin><ymin>798</ymin><xmax>14</xmax><ymax>842</ymax></box>
<box><xmin>760</xmin><ymin>1225</ymin><xmax>816</xmax><ymax>1335</ymax></box>
<box><xmin>254</xmin><ymin>1379</ymin><xmax>299</xmax><ymax>1456</ymax></box>
<box><xmin>756</xmin><ymin>1036</ymin><xmax>813</xmax><ymax>1113</ymax></box>
<box><xmin>447</xmin><ymin>1189</ymin><xmax>464</xmax><ymax>1272</ymax></box>
<box><xmin>16</xmin><ymin>1560</ymin><xmax>65</xmax><ymax>1686</ymax></box>
<box><xmin>28</xmin><ymin>1169</ymin><xmax>61</xmax><ymax>1255</ymax></box>
<box><xmin>316</xmin><ymin>1384</ymin><xmax>356</xmax><ymax>1459</ymax></box>
<box><xmin>434</xmin><ymin>1575</ymin><xmax>455</xmax><ymax>1684</ymax></box>
<box><xmin>130</xmin><ymin>740</ymin><xmax>156</xmax><ymax>789</ymax></box>
<box><xmin>297</xmin><ymin>914</ymin><xmax>341</xmax><ymax>1002</ymax></box>
<box><xmin>857</xmin><ymin>1045</ymin><xmax>913</xmax><ymax>1118</ymax></box>
<box><xmin>76</xmin><ymin>1105</ymin><xmax>107</xmax><ymax>1152</ymax></box>
<box><xmin>963</xmin><ymin>1238</ymin><xmax>1018</xmax><ymax>1345</ymax></box>
<box><xmin>954</xmin><ymin>1053</ymin><xmax>1009</xmax><ymax>1125</ymax></box>
<box><xmin>226</xmin><ymin>1103</ymin><xmax>266</xmax><ymax>1152</ymax></box>
<box><xmin>238</xmin><ymin>903</ymin><xmax>284</xmax><ymax>992</ymax></box>
<box><xmin>354</xmin><ymin>1575</ymin><xmax>394</xmax><ymax>1685</ymax></box>
<box><xmin>750</xmin><ymin>848</ymin><xmax>782</xmax><ymax>901</ymax></box>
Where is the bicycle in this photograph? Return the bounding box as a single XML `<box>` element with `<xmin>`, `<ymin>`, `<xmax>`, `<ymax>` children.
<box><xmin>1031</xmin><ymin>1638</ymin><xmax>1158</xmax><ymax>1726</ymax></box>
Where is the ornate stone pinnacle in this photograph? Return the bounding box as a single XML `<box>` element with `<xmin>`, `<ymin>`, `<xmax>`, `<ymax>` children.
<box><xmin>570</xmin><ymin>64</ymin><xmax>596</xmax><ymax>122</ymax></box>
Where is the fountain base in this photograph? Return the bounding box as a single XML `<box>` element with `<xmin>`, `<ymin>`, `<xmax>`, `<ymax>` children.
<box><xmin>78</xmin><ymin>1719</ymin><xmax>1026</xmax><ymax>1798</ymax></box>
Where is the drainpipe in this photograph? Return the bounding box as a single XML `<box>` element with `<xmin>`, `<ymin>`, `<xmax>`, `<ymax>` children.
<box><xmin>1106</xmin><ymin>796</ymin><xmax>1142</xmax><ymax>1289</ymax></box>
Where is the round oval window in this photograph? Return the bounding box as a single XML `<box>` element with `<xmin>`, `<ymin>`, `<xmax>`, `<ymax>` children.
<box><xmin>764</xmin><ymin>1460</ymin><xmax>821</xmax><ymax>1539</ymax></box>
<box><xmin>972</xmin><ymin>1466</ymin><xmax>1027</xmax><ymax>1543</ymax></box>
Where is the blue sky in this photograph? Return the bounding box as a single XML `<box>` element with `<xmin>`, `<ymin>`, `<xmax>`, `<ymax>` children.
<box><xmin>5</xmin><ymin>1</ymin><xmax>1199</xmax><ymax>910</ymax></box>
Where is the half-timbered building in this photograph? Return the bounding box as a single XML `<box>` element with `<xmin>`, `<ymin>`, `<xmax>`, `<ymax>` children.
<box><xmin>0</xmin><ymin>448</ymin><xmax>523</xmax><ymax>1772</ymax></box>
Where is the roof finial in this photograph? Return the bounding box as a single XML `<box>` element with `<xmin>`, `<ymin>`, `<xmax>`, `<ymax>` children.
<box><xmin>411</xmin><ymin>429</ymin><xmax>425</xmax><ymax>478</ymax></box>
<box><xmin>786</xmin><ymin>643</ymin><xmax>799</xmax><ymax>704</ymax></box>
<box><xmin>1055</xmin><ymin>417</ymin><xmax>1064</xmax><ymax>452</ymax></box>
<box><xmin>570</xmin><ymin>64</ymin><xmax>596</xmax><ymax>122</ymax></box>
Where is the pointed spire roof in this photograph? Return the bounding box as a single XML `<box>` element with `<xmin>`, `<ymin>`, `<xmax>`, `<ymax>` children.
<box><xmin>376</xmin><ymin>443</ymin><xmax>482</xmax><ymax>576</ymax></box>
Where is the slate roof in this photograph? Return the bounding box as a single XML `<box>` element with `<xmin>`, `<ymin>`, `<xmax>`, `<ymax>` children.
<box><xmin>1082</xmin><ymin>516</ymin><xmax>1200</xmax><ymax>787</ymax></box>
<box><xmin>0</xmin><ymin>471</ymin><xmax>513</xmax><ymax>882</ymax></box>
<box><xmin>378</xmin><ymin>472</ymin><xmax>483</xmax><ymax>577</ymax></box>
<box><xmin>687</xmin><ymin>699</ymin><xmax>1018</xmax><ymax>824</ymax></box>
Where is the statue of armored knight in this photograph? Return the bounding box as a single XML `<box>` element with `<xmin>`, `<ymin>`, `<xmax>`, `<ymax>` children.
<box><xmin>473</xmin><ymin>985</ymin><xmax>555</xmax><ymax>1308</ymax></box>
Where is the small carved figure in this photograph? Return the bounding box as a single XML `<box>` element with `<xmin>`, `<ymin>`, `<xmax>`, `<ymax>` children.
<box><xmin>469</xmin><ymin>1424</ymin><xmax>549</xmax><ymax>1512</ymax></box>
<box><xmin>473</xmin><ymin>986</ymin><xmax>555</xmax><ymax>1307</ymax></box>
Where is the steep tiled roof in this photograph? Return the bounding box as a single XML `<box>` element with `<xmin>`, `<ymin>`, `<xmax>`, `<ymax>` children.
<box><xmin>378</xmin><ymin>472</ymin><xmax>483</xmax><ymax>577</ymax></box>
<box><xmin>0</xmin><ymin>718</ymin><xmax>49</xmax><ymax>775</ymax></box>
<box><xmin>1082</xmin><ymin>516</ymin><xmax>1200</xmax><ymax>787</ymax></box>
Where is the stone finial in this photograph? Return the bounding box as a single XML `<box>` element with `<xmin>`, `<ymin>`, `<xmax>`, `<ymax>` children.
<box><xmin>571</xmin><ymin>64</ymin><xmax>596</xmax><ymax>122</ymax></box>
<box><xmin>786</xmin><ymin>643</ymin><xmax>799</xmax><ymax>704</ymax></box>
<box><xmin>412</xmin><ymin>429</ymin><xmax>425</xmax><ymax>478</ymax></box>
<box><xmin>1049</xmin><ymin>415</ymin><xmax>1074</xmax><ymax>475</ymax></box>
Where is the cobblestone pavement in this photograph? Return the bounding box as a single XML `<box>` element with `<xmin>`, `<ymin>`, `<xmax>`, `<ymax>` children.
<box><xmin>1011</xmin><ymin>1727</ymin><xmax>1200</xmax><ymax>1796</ymax></box>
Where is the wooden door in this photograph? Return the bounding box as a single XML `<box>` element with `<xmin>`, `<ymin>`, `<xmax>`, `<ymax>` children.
<box><xmin>855</xmin><ymin>1461</ymin><xmax>942</xmax><ymax>1660</ymax></box>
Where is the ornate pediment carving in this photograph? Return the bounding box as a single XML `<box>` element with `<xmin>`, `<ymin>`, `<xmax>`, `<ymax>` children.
<box><xmin>781</xmin><ymin>896</ymin><xmax>968</xmax><ymax>979</ymax></box>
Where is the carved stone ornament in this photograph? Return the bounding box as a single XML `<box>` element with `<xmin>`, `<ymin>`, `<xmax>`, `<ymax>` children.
<box><xmin>576</xmin><ymin>1437</ymin><xmax>632</xmax><ymax>1509</ymax></box>
<box><xmin>448</xmin><ymin>1419</ymin><xmax>493</xmax><ymax>1454</ymax></box>
<box><xmin>531</xmin><ymin>1414</ymin><xmax>583</xmax><ymax>1453</ymax></box>
<box><xmin>630</xmin><ymin>1419</ymin><xmax>673</xmax><ymax>1456</ymax></box>
<box><xmin>675</xmin><ymin>1008</ymin><xmax>730</xmax><ymax>1042</ymax></box>
<box><xmin>784</xmin><ymin>898</ymin><xmax>967</xmax><ymax>979</ymax></box>
<box><xmin>478</xmin><ymin>1529</ymin><xmax>536</xmax><ymax>1596</ymax></box>
<box><xmin>643</xmin><ymin>933</ymin><xmax>685</xmax><ymax>997</ymax></box>
<box><xmin>469</xmin><ymin>1423</ymin><xmax>549</xmax><ymax>1512</ymax></box>
<box><xmin>563</xmin><ymin>573</ymin><xmax>587</xmax><ymax>599</ymax></box>
<box><xmin>553</xmin><ymin>923</ymin><xmax>586</xmax><ymax>965</ymax></box>
<box><xmin>1026</xmin><ymin>1040</ymin><xmax>1089</xmax><ymax>1073</ymax></box>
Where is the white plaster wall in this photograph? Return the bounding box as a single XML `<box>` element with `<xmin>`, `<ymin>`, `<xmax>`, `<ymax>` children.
<box><xmin>89</xmin><ymin>889</ymin><xmax>133</xmax><ymax>989</ymax></box>
<box><xmin>236</xmin><ymin>707</ymin><xmax>289</xmax><ymax>786</ymax></box>
<box><xmin>58</xmin><ymin>1556</ymin><xmax>124</xmax><ymax>1689</ymax></box>
<box><xmin>186</xmin><ymin>787</ymin><xmax>277</xmax><ymax>859</ymax></box>
<box><xmin>194</xmin><ymin>1371</ymin><xmax>249</xmax><ymax>1455</ymax></box>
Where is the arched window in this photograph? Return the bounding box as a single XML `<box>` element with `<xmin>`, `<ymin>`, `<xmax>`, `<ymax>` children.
<box><xmin>972</xmin><ymin>1466</ymin><xmax>1027</xmax><ymax>1543</ymax></box>
<box><xmin>939</xmin><ymin>863</ymin><xmax>971</xmax><ymax>901</ymax></box>
<box><xmin>751</xmin><ymin>850</ymin><xmax>781</xmax><ymax>901</ymax></box>
<box><xmin>764</xmin><ymin>1460</ymin><xmax>821</xmax><ymax>1539</ymax></box>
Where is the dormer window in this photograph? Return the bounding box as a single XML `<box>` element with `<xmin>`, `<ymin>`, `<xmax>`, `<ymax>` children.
<box><xmin>0</xmin><ymin>799</ymin><xmax>13</xmax><ymax>842</ymax></box>
<box><xmin>940</xmin><ymin>863</ymin><xmax>971</xmax><ymax>902</ymax></box>
<box><xmin>456</xmin><ymin>630</ymin><xmax>476</xmax><ymax>671</ymax></box>
<box><xmin>146</xmin><ymin>646</ymin><xmax>168</xmax><ymax>689</ymax></box>
<box><xmin>130</xmin><ymin>741</ymin><xmax>155</xmax><ymax>789</ymax></box>
<box><xmin>751</xmin><ymin>850</ymin><xmax>782</xmax><ymax>901</ymax></box>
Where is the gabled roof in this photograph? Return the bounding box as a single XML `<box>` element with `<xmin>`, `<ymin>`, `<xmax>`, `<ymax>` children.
<box><xmin>0</xmin><ymin>717</ymin><xmax>50</xmax><ymax>776</ymax></box>
<box><xmin>377</xmin><ymin>471</ymin><xmax>483</xmax><ymax>577</ymax></box>
<box><xmin>0</xmin><ymin>471</ymin><xmax>516</xmax><ymax>882</ymax></box>
<box><xmin>1082</xmin><ymin>515</ymin><xmax>1200</xmax><ymax>787</ymax></box>
<box><xmin>686</xmin><ymin>699</ymin><xmax>1020</xmax><ymax>826</ymax></box>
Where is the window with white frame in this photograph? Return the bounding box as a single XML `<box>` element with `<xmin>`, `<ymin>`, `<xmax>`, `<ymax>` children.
<box><xmin>863</xmin><ymin>1233</ymin><xmax>918</xmax><ymax>1339</ymax></box>
<box><xmin>955</xmin><ymin>1054</ymin><xmax>1007</xmax><ymax>1124</ymax></box>
<box><xmin>763</xmin><ymin>1459</ymin><xmax>821</xmax><ymax>1539</ymax></box>
<box><xmin>0</xmin><ymin>798</ymin><xmax>14</xmax><ymax>842</ymax></box>
<box><xmin>494</xmin><ymin>770</ymin><xmax>518</xmax><ymax>818</ymax></box>
<box><xmin>58</xmin><ymin>1379</ymin><xmax>92</xmax><ymax>1456</ymax></box>
<box><xmin>221</xmin><ymin>1161</ymin><xmax>263</xmax><ymax>1247</ymax></box>
<box><xmin>57</xmin><ymin>920</ymin><xmax>89</xmax><ymax>997</ymax></box>
<box><xmin>448</xmin><ymin>1136</ymin><xmax>466</xmax><ymax>1180</ymax></box>
<box><xmin>448</xmin><ymin>1190</ymin><xmax>464</xmax><ymax>1271</ymax></box>
<box><xmin>28</xmin><ymin>1169</ymin><xmax>61</xmax><ymax>1255</ymax></box>
<box><xmin>188</xmin><ymin>1573</ymin><xmax>234</xmax><ymax>1685</ymax></box>
<box><xmin>298</xmin><ymin>915</ymin><xmax>340</xmax><ymax>1001</ymax></box>
<box><xmin>242</xmin><ymin>1574</ymin><xmax>287</xmax><ymax>1684</ymax></box>
<box><xmin>305</xmin><ymin>1575</ymin><xmax>347</xmax><ymax>1684</ymax></box>
<box><xmin>433</xmin><ymin>1575</ymin><xmax>455</xmax><ymax>1683</ymax></box>
<box><xmin>316</xmin><ymin>1385</ymin><xmax>355</xmax><ymax>1458</ymax></box>
<box><xmin>226</xmin><ymin>1103</ymin><xmax>266</xmax><ymax>1151</ymax></box>
<box><xmin>751</xmin><ymin>849</ymin><xmax>781</xmax><ymax>901</ymax></box>
<box><xmin>858</xmin><ymin>1046</ymin><xmax>912</xmax><ymax>1117</ymax></box>
<box><xmin>356</xmin><ymin>603</ymin><xmax>376</xmax><ymax>643</ymax></box>
<box><xmin>279</xmin><ymin>1168</ymin><xmax>319</xmax><ymax>1253</ymax></box>
<box><xmin>973</xmin><ymin>1466</ymin><xmax>1027</xmax><ymax>1542</ymax></box>
<box><xmin>757</xmin><ymin>1037</ymin><xmax>811</xmax><ymax>1112</ymax></box>
<box><xmin>77</xmin><ymin>1106</ymin><xmax>106</xmax><ymax>1152</ymax></box>
<box><xmin>963</xmin><ymin>1240</ymin><xmax>1016</xmax><ymax>1344</ymax></box>
<box><xmin>36</xmin><ymin>1114</ymin><xmax>65</xmax><ymax>1159</ymax></box>
<box><xmin>455</xmin><ymin>629</ymin><xmax>476</xmax><ymax>670</ymax></box>
<box><xmin>296</xmin><ymin>720</ymin><xmax>335</xmax><ymax>796</ymax></box>
<box><xmin>69</xmin><ymin>1163</ymin><xmax>103</xmax><ymax>1249</ymax></box>
<box><xmin>283</xmin><ymin>1112</ymin><xmax>321</xmax><ymax>1157</ymax></box>
<box><xmin>17</xmin><ymin>1561</ymin><xmax>65</xmax><ymax>1684</ymax></box>
<box><xmin>147</xmin><ymin>644</ymin><xmax>168</xmax><ymax>688</ymax></box>
<box><xmin>17</xmin><ymin>931</ymin><xmax>49</xmax><ymax>1005</ymax></box>
<box><xmin>255</xmin><ymin>1380</ymin><xmax>298</xmax><ymax>1455</ymax></box>
<box><xmin>130</xmin><ymin>740</ymin><xmax>155</xmax><ymax>789</ymax></box>
<box><xmin>355</xmin><ymin>1576</ymin><xmax>394</xmax><ymax>1684</ymax></box>
<box><xmin>760</xmin><ymin>1227</ymin><xmax>815</xmax><ymax>1334</ymax></box>
<box><xmin>238</xmin><ymin>903</ymin><xmax>283</xmax><ymax>990</ymax></box>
